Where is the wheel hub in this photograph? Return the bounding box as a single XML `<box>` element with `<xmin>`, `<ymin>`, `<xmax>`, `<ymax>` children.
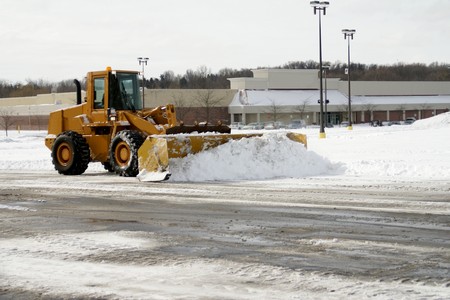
<box><xmin>57</xmin><ymin>143</ymin><xmax>72</xmax><ymax>166</ymax></box>
<box><xmin>115</xmin><ymin>142</ymin><xmax>130</xmax><ymax>166</ymax></box>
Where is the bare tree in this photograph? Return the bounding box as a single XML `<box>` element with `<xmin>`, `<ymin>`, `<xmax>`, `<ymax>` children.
<box><xmin>362</xmin><ymin>103</ymin><xmax>377</xmax><ymax>112</ymax></box>
<box><xmin>397</xmin><ymin>104</ymin><xmax>407</xmax><ymax>120</ymax></box>
<box><xmin>362</xmin><ymin>103</ymin><xmax>377</xmax><ymax>122</ymax></box>
<box><xmin>419</xmin><ymin>103</ymin><xmax>431</xmax><ymax>119</ymax></box>
<box><xmin>337</xmin><ymin>104</ymin><xmax>349</xmax><ymax>113</ymax></box>
<box><xmin>0</xmin><ymin>109</ymin><xmax>16</xmax><ymax>136</ymax></box>
<box><xmin>34</xmin><ymin>115</ymin><xmax>44</xmax><ymax>131</ymax></box>
<box><xmin>396</xmin><ymin>104</ymin><xmax>406</xmax><ymax>111</ymax></box>
<box><xmin>265</xmin><ymin>98</ymin><xmax>283</xmax><ymax>122</ymax></box>
<box><xmin>337</xmin><ymin>104</ymin><xmax>349</xmax><ymax>121</ymax></box>
<box><xmin>294</xmin><ymin>99</ymin><xmax>310</xmax><ymax>120</ymax></box>
<box><xmin>194</xmin><ymin>89</ymin><xmax>224</xmax><ymax>122</ymax></box>
<box><xmin>171</xmin><ymin>92</ymin><xmax>192</xmax><ymax>122</ymax></box>
<box><xmin>159</xmin><ymin>71</ymin><xmax>179</xmax><ymax>89</ymax></box>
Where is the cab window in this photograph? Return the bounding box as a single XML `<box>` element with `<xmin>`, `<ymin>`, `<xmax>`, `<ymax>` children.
<box><xmin>93</xmin><ymin>78</ymin><xmax>105</xmax><ymax>109</ymax></box>
<box><xmin>109</xmin><ymin>73</ymin><xmax>142</xmax><ymax>111</ymax></box>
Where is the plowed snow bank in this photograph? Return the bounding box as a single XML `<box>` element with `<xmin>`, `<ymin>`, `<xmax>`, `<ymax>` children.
<box><xmin>169</xmin><ymin>132</ymin><xmax>337</xmax><ymax>181</ymax></box>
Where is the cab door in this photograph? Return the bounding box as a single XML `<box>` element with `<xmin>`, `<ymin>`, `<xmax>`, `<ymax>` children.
<box><xmin>85</xmin><ymin>72</ymin><xmax>112</xmax><ymax>162</ymax></box>
<box><xmin>90</xmin><ymin>75</ymin><xmax>108</xmax><ymax>123</ymax></box>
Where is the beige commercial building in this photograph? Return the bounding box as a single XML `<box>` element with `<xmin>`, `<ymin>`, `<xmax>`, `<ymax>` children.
<box><xmin>0</xmin><ymin>89</ymin><xmax>234</xmax><ymax>130</ymax></box>
<box><xmin>228</xmin><ymin>69</ymin><xmax>450</xmax><ymax>125</ymax></box>
<box><xmin>0</xmin><ymin>92</ymin><xmax>82</xmax><ymax>130</ymax></box>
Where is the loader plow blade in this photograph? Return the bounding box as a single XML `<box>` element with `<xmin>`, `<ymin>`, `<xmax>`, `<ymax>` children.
<box><xmin>137</xmin><ymin>132</ymin><xmax>307</xmax><ymax>182</ymax></box>
<box><xmin>137</xmin><ymin>137</ymin><xmax>171</xmax><ymax>182</ymax></box>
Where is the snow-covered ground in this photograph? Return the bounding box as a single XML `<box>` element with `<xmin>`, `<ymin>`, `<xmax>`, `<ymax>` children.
<box><xmin>1</xmin><ymin>112</ymin><xmax>450</xmax><ymax>299</ymax></box>
<box><xmin>1</xmin><ymin>112</ymin><xmax>450</xmax><ymax>182</ymax></box>
<box><xmin>2</xmin><ymin>230</ymin><xmax>448</xmax><ymax>300</ymax></box>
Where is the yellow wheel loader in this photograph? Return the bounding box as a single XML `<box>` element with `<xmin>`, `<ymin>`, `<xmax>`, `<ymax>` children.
<box><xmin>45</xmin><ymin>67</ymin><xmax>307</xmax><ymax>181</ymax></box>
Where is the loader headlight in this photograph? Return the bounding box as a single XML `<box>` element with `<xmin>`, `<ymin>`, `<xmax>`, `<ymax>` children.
<box><xmin>108</xmin><ymin>108</ymin><xmax>117</xmax><ymax>121</ymax></box>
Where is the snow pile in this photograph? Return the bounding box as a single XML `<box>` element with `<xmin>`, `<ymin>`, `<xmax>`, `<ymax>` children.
<box><xmin>169</xmin><ymin>132</ymin><xmax>336</xmax><ymax>181</ymax></box>
<box><xmin>0</xmin><ymin>132</ymin><xmax>53</xmax><ymax>170</ymax></box>
<box><xmin>0</xmin><ymin>132</ymin><xmax>102</xmax><ymax>172</ymax></box>
<box><xmin>310</xmin><ymin>113</ymin><xmax>450</xmax><ymax>180</ymax></box>
<box><xmin>412</xmin><ymin>111</ymin><xmax>450</xmax><ymax>129</ymax></box>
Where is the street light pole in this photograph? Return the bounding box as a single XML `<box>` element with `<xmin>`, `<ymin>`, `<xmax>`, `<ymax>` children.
<box><xmin>323</xmin><ymin>65</ymin><xmax>330</xmax><ymax>127</ymax></box>
<box><xmin>137</xmin><ymin>57</ymin><xmax>149</xmax><ymax>105</ymax></box>
<box><xmin>342</xmin><ymin>29</ymin><xmax>356</xmax><ymax>130</ymax></box>
<box><xmin>310</xmin><ymin>1</ymin><xmax>329</xmax><ymax>139</ymax></box>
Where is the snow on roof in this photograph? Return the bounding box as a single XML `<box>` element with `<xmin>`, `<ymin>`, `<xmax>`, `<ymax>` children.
<box><xmin>230</xmin><ymin>90</ymin><xmax>450</xmax><ymax>107</ymax></box>
<box><xmin>354</xmin><ymin>95</ymin><xmax>450</xmax><ymax>105</ymax></box>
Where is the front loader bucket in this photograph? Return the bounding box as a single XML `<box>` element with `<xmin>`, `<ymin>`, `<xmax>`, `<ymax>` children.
<box><xmin>137</xmin><ymin>137</ymin><xmax>171</xmax><ymax>182</ymax></box>
<box><xmin>137</xmin><ymin>132</ymin><xmax>307</xmax><ymax>182</ymax></box>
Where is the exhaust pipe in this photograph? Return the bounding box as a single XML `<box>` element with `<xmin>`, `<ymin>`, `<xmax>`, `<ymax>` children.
<box><xmin>73</xmin><ymin>79</ymin><xmax>82</xmax><ymax>105</ymax></box>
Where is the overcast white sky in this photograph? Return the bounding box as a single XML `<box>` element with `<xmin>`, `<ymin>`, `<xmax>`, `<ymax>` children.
<box><xmin>1</xmin><ymin>0</ymin><xmax>449</xmax><ymax>82</ymax></box>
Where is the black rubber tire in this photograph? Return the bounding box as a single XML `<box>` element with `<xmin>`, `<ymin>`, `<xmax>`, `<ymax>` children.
<box><xmin>51</xmin><ymin>131</ymin><xmax>90</xmax><ymax>175</ymax></box>
<box><xmin>109</xmin><ymin>130</ymin><xmax>144</xmax><ymax>177</ymax></box>
<box><xmin>102</xmin><ymin>162</ymin><xmax>114</xmax><ymax>172</ymax></box>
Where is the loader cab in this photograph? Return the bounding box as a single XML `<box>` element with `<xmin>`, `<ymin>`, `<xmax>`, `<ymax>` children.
<box><xmin>90</xmin><ymin>68</ymin><xmax>142</xmax><ymax>113</ymax></box>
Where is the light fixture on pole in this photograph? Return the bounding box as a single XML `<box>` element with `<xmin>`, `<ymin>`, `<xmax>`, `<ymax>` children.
<box><xmin>310</xmin><ymin>1</ymin><xmax>329</xmax><ymax>139</ymax></box>
<box><xmin>137</xmin><ymin>57</ymin><xmax>149</xmax><ymax>104</ymax></box>
<box><xmin>342</xmin><ymin>29</ymin><xmax>355</xmax><ymax>130</ymax></box>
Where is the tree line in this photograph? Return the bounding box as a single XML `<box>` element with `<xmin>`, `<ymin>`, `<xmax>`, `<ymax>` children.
<box><xmin>1</xmin><ymin>61</ymin><xmax>449</xmax><ymax>98</ymax></box>
<box><xmin>0</xmin><ymin>79</ymin><xmax>83</xmax><ymax>98</ymax></box>
<box><xmin>144</xmin><ymin>61</ymin><xmax>450</xmax><ymax>89</ymax></box>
